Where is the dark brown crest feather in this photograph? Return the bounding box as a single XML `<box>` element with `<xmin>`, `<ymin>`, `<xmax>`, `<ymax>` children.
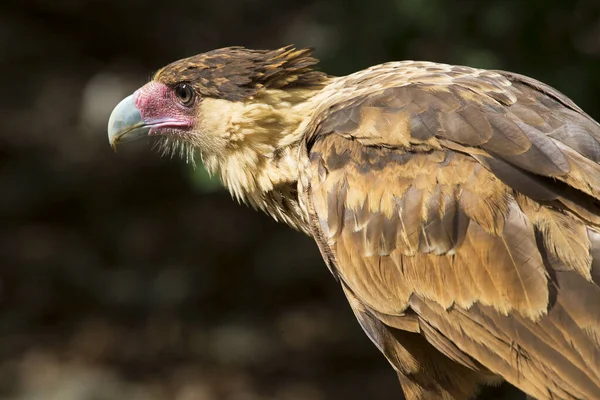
<box><xmin>153</xmin><ymin>45</ymin><xmax>328</xmax><ymax>101</ymax></box>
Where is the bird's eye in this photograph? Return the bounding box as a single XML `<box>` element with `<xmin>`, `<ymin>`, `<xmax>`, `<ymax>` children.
<box><xmin>175</xmin><ymin>83</ymin><xmax>194</xmax><ymax>106</ymax></box>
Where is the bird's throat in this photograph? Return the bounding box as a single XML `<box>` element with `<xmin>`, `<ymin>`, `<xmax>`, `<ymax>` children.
<box><xmin>199</xmin><ymin>89</ymin><xmax>318</xmax><ymax>232</ymax></box>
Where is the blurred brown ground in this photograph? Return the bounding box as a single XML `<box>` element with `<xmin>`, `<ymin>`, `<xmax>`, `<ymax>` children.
<box><xmin>0</xmin><ymin>0</ymin><xmax>599</xmax><ymax>399</ymax></box>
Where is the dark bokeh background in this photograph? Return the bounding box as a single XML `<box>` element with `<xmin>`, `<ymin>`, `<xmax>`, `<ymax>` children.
<box><xmin>1</xmin><ymin>1</ymin><xmax>599</xmax><ymax>399</ymax></box>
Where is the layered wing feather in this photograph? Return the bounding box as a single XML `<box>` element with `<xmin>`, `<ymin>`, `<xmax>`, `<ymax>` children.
<box><xmin>301</xmin><ymin>64</ymin><xmax>600</xmax><ymax>399</ymax></box>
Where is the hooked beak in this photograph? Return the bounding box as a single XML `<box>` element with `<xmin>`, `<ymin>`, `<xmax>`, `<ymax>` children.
<box><xmin>107</xmin><ymin>94</ymin><xmax>149</xmax><ymax>150</ymax></box>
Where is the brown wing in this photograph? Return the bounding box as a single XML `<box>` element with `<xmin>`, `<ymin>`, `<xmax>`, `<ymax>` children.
<box><xmin>302</xmin><ymin>69</ymin><xmax>600</xmax><ymax>400</ymax></box>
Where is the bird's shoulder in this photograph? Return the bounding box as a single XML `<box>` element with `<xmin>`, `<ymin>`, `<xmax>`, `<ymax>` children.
<box><xmin>301</xmin><ymin>60</ymin><xmax>600</xmax><ymax>204</ymax></box>
<box><xmin>304</xmin><ymin>60</ymin><xmax>517</xmax><ymax>144</ymax></box>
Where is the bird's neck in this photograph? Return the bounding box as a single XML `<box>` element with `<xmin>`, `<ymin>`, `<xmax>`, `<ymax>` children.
<box><xmin>202</xmin><ymin>89</ymin><xmax>319</xmax><ymax>233</ymax></box>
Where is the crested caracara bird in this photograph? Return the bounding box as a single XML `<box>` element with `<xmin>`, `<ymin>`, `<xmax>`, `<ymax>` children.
<box><xmin>108</xmin><ymin>46</ymin><xmax>600</xmax><ymax>400</ymax></box>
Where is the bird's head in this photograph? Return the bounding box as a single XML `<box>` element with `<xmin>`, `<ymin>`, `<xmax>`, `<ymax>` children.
<box><xmin>108</xmin><ymin>46</ymin><xmax>328</xmax><ymax>203</ymax></box>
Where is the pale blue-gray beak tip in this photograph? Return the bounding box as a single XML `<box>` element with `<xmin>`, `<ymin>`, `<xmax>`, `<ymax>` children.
<box><xmin>107</xmin><ymin>94</ymin><xmax>149</xmax><ymax>150</ymax></box>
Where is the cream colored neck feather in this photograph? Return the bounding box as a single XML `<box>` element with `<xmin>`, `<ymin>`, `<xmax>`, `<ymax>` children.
<box><xmin>197</xmin><ymin>88</ymin><xmax>320</xmax><ymax>233</ymax></box>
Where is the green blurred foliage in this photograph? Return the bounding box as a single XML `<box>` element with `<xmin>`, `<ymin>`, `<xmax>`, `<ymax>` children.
<box><xmin>190</xmin><ymin>164</ymin><xmax>222</xmax><ymax>193</ymax></box>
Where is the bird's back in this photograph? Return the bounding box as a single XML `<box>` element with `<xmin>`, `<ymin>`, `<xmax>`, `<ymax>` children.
<box><xmin>300</xmin><ymin>61</ymin><xmax>600</xmax><ymax>400</ymax></box>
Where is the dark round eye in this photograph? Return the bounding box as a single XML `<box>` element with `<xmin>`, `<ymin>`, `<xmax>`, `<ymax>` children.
<box><xmin>175</xmin><ymin>83</ymin><xmax>194</xmax><ymax>106</ymax></box>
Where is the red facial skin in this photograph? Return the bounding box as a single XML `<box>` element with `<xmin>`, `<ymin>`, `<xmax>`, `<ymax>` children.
<box><xmin>134</xmin><ymin>82</ymin><xmax>195</xmax><ymax>135</ymax></box>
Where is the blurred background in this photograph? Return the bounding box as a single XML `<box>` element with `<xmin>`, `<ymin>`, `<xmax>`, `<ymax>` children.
<box><xmin>1</xmin><ymin>0</ymin><xmax>599</xmax><ymax>399</ymax></box>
